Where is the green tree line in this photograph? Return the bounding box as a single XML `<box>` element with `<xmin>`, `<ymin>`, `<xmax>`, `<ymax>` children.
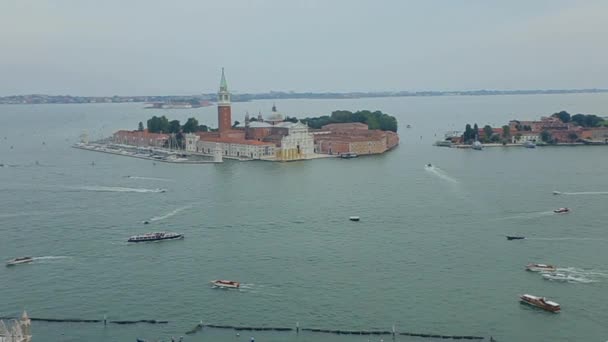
<box><xmin>144</xmin><ymin>116</ymin><xmax>210</xmax><ymax>134</ymax></box>
<box><xmin>300</xmin><ymin>110</ymin><xmax>398</xmax><ymax>132</ymax></box>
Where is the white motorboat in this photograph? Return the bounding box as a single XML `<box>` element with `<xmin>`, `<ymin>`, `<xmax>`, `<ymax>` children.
<box><xmin>6</xmin><ymin>256</ymin><xmax>33</xmax><ymax>266</ymax></box>
<box><xmin>526</xmin><ymin>263</ymin><xmax>557</xmax><ymax>272</ymax></box>
<box><xmin>349</xmin><ymin>216</ymin><xmax>360</xmax><ymax>222</ymax></box>
<box><xmin>211</xmin><ymin>280</ymin><xmax>240</xmax><ymax>289</ymax></box>
<box><xmin>519</xmin><ymin>294</ymin><xmax>560</xmax><ymax>313</ymax></box>
<box><xmin>553</xmin><ymin>207</ymin><xmax>570</xmax><ymax>214</ymax></box>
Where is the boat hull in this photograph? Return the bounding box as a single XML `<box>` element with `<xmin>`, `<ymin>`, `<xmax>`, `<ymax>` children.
<box><xmin>128</xmin><ymin>234</ymin><xmax>183</xmax><ymax>243</ymax></box>
<box><xmin>6</xmin><ymin>258</ymin><xmax>33</xmax><ymax>266</ymax></box>
<box><xmin>519</xmin><ymin>295</ymin><xmax>560</xmax><ymax>313</ymax></box>
<box><xmin>211</xmin><ymin>280</ymin><xmax>240</xmax><ymax>289</ymax></box>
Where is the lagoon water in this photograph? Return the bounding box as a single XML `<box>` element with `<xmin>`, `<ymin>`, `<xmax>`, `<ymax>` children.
<box><xmin>1</xmin><ymin>94</ymin><xmax>608</xmax><ymax>342</ymax></box>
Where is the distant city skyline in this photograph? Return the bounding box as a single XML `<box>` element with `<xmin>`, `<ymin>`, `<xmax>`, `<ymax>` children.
<box><xmin>1</xmin><ymin>0</ymin><xmax>608</xmax><ymax>96</ymax></box>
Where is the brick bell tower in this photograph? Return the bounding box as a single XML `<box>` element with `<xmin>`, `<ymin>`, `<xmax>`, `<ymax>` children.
<box><xmin>217</xmin><ymin>67</ymin><xmax>232</xmax><ymax>135</ymax></box>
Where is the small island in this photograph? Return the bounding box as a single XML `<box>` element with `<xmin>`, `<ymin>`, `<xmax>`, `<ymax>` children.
<box><xmin>438</xmin><ymin>111</ymin><xmax>608</xmax><ymax>148</ymax></box>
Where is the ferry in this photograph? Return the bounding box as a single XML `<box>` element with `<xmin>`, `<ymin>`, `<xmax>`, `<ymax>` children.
<box><xmin>127</xmin><ymin>232</ymin><xmax>183</xmax><ymax>243</ymax></box>
<box><xmin>526</xmin><ymin>263</ymin><xmax>557</xmax><ymax>272</ymax></box>
<box><xmin>211</xmin><ymin>280</ymin><xmax>240</xmax><ymax>289</ymax></box>
<box><xmin>6</xmin><ymin>256</ymin><xmax>33</xmax><ymax>266</ymax></box>
<box><xmin>340</xmin><ymin>152</ymin><xmax>358</xmax><ymax>159</ymax></box>
<box><xmin>519</xmin><ymin>294</ymin><xmax>560</xmax><ymax>313</ymax></box>
<box><xmin>553</xmin><ymin>207</ymin><xmax>570</xmax><ymax>214</ymax></box>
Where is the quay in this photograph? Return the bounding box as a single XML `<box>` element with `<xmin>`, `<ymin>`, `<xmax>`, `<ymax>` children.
<box><xmin>72</xmin><ymin>143</ymin><xmax>222</xmax><ymax>164</ymax></box>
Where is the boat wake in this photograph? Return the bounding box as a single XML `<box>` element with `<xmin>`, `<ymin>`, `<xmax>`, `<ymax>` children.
<box><xmin>32</xmin><ymin>256</ymin><xmax>71</xmax><ymax>263</ymax></box>
<box><xmin>148</xmin><ymin>205</ymin><xmax>192</xmax><ymax>222</ymax></box>
<box><xmin>553</xmin><ymin>191</ymin><xmax>608</xmax><ymax>196</ymax></box>
<box><xmin>540</xmin><ymin>267</ymin><xmax>608</xmax><ymax>284</ymax></box>
<box><xmin>78</xmin><ymin>186</ymin><xmax>167</xmax><ymax>193</ymax></box>
<box><xmin>424</xmin><ymin>165</ymin><xmax>459</xmax><ymax>184</ymax></box>
<box><xmin>526</xmin><ymin>237</ymin><xmax>608</xmax><ymax>242</ymax></box>
<box><xmin>496</xmin><ymin>211</ymin><xmax>555</xmax><ymax>220</ymax></box>
<box><xmin>125</xmin><ymin>176</ymin><xmax>174</xmax><ymax>182</ymax></box>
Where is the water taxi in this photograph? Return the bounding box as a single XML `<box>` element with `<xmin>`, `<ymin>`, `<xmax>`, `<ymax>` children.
<box><xmin>211</xmin><ymin>280</ymin><xmax>240</xmax><ymax>289</ymax></box>
<box><xmin>349</xmin><ymin>216</ymin><xmax>360</xmax><ymax>221</ymax></box>
<box><xmin>519</xmin><ymin>294</ymin><xmax>560</xmax><ymax>313</ymax></box>
<box><xmin>6</xmin><ymin>256</ymin><xmax>33</xmax><ymax>266</ymax></box>
<box><xmin>526</xmin><ymin>263</ymin><xmax>556</xmax><ymax>272</ymax></box>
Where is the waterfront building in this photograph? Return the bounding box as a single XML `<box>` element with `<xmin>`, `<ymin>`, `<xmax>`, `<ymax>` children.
<box><xmin>313</xmin><ymin>123</ymin><xmax>399</xmax><ymax>155</ymax></box>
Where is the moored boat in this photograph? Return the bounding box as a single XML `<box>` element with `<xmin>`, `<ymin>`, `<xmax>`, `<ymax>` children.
<box><xmin>506</xmin><ymin>236</ymin><xmax>525</xmax><ymax>240</ymax></box>
<box><xmin>471</xmin><ymin>141</ymin><xmax>483</xmax><ymax>150</ymax></box>
<box><xmin>6</xmin><ymin>256</ymin><xmax>34</xmax><ymax>266</ymax></box>
<box><xmin>211</xmin><ymin>280</ymin><xmax>240</xmax><ymax>289</ymax></box>
<box><xmin>340</xmin><ymin>152</ymin><xmax>358</xmax><ymax>159</ymax></box>
<box><xmin>523</xmin><ymin>141</ymin><xmax>536</xmax><ymax>148</ymax></box>
<box><xmin>519</xmin><ymin>294</ymin><xmax>560</xmax><ymax>313</ymax></box>
<box><xmin>128</xmin><ymin>232</ymin><xmax>183</xmax><ymax>243</ymax></box>
<box><xmin>553</xmin><ymin>207</ymin><xmax>570</xmax><ymax>214</ymax></box>
<box><xmin>526</xmin><ymin>263</ymin><xmax>557</xmax><ymax>272</ymax></box>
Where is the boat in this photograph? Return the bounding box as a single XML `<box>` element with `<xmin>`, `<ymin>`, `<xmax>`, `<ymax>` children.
<box><xmin>526</xmin><ymin>263</ymin><xmax>557</xmax><ymax>272</ymax></box>
<box><xmin>426</xmin><ymin>163</ymin><xmax>432</xmax><ymax>168</ymax></box>
<box><xmin>211</xmin><ymin>280</ymin><xmax>240</xmax><ymax>289</ymax></box>
<box><xmin>6</xmin><ymin>256</ymin><xmax>33</xmax><ymax>266</ymax></box>
<box><xmin>553</xmin><ymin>207</ymin><xmax>570</xmax><ymax>214</ymax></box>
<box><xmin>406</xmin><ymin>124</ymin><xmax>412</xmax><ymax>128</ymax></box>
<box><xmin>127</xmin><ymin>232</ymin><xmax>183</xmax><ymax>243</ymax></box>
<box><xmin>340</xmin><ymin>152</ymin><xmax>358</xmax><ymax>159</ymax></box>
<box><xmin>519</xmin><ymin>294</ymin><xmax>561</xmax><ymax>313</ymax></box>
<box><xmin>143</xmin><ymin>221</ymin><xmax>150</xmax><ymax>225</ymax></box>
<box><xmin>157</xmin><ymin>188</ymin><xmax>167</xmax><ymax>193</ymax></box>
<box><xmin>523</xmin><ymin>141</ymin><xmax>536</xmax><ymax>148</ymax></box>
<box><xmin>471</xmin><ymin>141</ymin><xmax>483</xmax><ymax>150</ymax></box>
<box><xmin>434</xmin><ymin>140</ymin><xmax>453</xmax><ymax>147</ymax></box>
<box><xmin>506</xmin><ymin>236</ymin><xmax>525</xmax><ymax>240</ymax></box>
<box><xmin>349</xmin><ymin>216</ymin><xmax>360</xmax><ymax>221</ymax></box>
<box><xmin>552</xmin><ymin>191</ymin><xmax>561</xmax><ymax>195</ymax></box>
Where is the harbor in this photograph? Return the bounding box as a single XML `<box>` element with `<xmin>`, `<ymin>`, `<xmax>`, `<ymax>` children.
<box><xmin>72</xmin><ymin>142</ymin><xmax>222</xmax><ymax>164</ymax></box>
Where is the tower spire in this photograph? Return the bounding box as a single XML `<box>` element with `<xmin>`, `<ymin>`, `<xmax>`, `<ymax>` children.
<box><xmin>220</xmin><ymin>67</ymin><xmax>228</xmax><ymax>92</ymax></box>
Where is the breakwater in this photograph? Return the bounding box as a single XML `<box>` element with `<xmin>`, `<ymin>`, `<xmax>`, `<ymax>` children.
<box><xmin>186</xmin><ymin>322</ymin><xmax>487</xmax><ymax>340</ymax></box>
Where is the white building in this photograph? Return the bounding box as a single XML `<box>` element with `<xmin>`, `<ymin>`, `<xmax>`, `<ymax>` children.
<box><xmin>274</xmin><ymin>122</ymin><xmax>315</xmax><ymax>160</ymax></box>
<box><xmin>512</xmin><ymin>133</ymin><xmax>540</xmax><ymax>144</ymax></box>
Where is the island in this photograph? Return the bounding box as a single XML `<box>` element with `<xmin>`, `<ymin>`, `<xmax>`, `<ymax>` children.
<box><xmin>437</xmin><ymin>111</ymin><xmax>608</xmax><ymax>148</ymax></box>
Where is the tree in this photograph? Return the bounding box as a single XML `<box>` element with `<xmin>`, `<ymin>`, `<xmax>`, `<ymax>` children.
<box><xmin>473</xmin><ymin>124</ymin><xmax>479</xmax><ymax>140</ymax></box>
<box><xmin>463</xmin><ymin>124</ymin><xmax>473</xmax><ymax>142</ymax></box>
<box><xmin>182</xmin><ymin>117</ymin><xmax>199</xmax><ymax>133</ymax></box>
<box><xmin>168</xmin><ymin>120</ymin><xmax>181</xmax><ymax>134</ymax></box>
<box><xmin>197</xmin><ymin>125</ymin><xmax>209</xmax><ymax>132</ymax></box>
<box><xmin>284</xmin><ymin>116</ymin><xmax>298</xmax><ymax>123</ymax></box>
<box><xmin>552</xmin><ymin>111</ymin><xmax>571</xmax><ymax>123</ymax></box>
<box><xmin>147</xmin><ymin>115</ymin><xmax>170</xmax><ymax>133</ymax></box>
<box><xmin>483</xmin><ymin>125</ymin><xmax>493</xmax><ymax>140</ymax></box>
<box><xmin>502</xmin><ymin>125</ymin><xmax>511</xmax><ymax>139</ymax></box>
<box><xmin>138</xmin><ymin>121</ymin><xmax>144</xmax><ymax>131</ymax></box>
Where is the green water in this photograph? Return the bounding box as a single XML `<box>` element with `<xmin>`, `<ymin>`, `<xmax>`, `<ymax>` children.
<box><xmin>1</xmin><ymin>94</ymin><xmax>608</xmax><ymax>341</ymax></box>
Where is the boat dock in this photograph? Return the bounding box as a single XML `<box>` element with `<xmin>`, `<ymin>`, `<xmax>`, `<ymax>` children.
<box><xmin>72</xmin><ymin>143</ymin><xmax>222</xmax><ymax>164</ymax></box>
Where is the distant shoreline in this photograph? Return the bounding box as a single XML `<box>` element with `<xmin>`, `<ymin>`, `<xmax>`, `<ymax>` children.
<box><xmin>2</xmin><ymin>88</ymin><xmax>608</xmax><ymax>105</ymax></box>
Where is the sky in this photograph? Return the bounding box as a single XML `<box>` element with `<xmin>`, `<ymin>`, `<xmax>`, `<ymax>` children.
<box><xmin>1</xmin><ymin>0</ymin><xmax>608</xmax><ymax>96</ymax></box>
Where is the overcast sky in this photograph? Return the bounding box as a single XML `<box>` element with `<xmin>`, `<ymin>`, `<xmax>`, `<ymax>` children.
<box><xmin>1</xmin><ymin>0</ymin><xmax>607</xmax><ymax>96</ymax></box>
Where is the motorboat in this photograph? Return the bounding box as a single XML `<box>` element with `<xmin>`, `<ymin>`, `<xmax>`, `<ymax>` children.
<box><xmin>6</xmin><ymin>256</ymin><xmax>33</xmax><ymax>266</ymax></box>
<box><xmin>340</xmin><ymin>152</ymin><xmax>358</xmax><ymax>159</ymax></box>
<box><xmin>526</xmin><ymin>263</ymin><xmax>557</xmax><ymax>272</ymax></box>
<box><xmin>471</xmin><ymin>141</ymin><xmax>483</xmax><ymax>150</ymax></box>
<box><xmin>349</xmin><ymin>216</ymin><xmax>360</xmax><ymax>222</ymax></box>
<box><xmin>143</xmin><ymin>221</ymin><xmax>150</xmax><ymax>225</ymax></box>
<box><xmin>128</xmin><ymin>232</ymin><xmax>183</xmax><ymax>243</ymax></box>
<box><xmin>406</xmin><ymin>124</ymin><xmax>412</xmax><ymax>128</ymax></box>
<box><xmin>211</xmin><ymin>280</ymin><xmax>240</xmax><ymax>289</ymax></box>
<box><xmin>523</xmin><ymin>141</ymin><xmax>536</xmax><ymax>148</ymax></box>
<box><xmin>426</xmin><ymin>163</ymin><xmax>432</xmax><ymax>168</ymax></box>
<box><xmin>553</xmin><ymin>208</ymin><xmax>570</xmax><ymax>214</ymax></box>
<box><xmin>157</xmin><ymin>188</ymin><xmax>167</xmax><ymax>193</ymax></box>
<box><xmin>552</xmin><ymin>191</ymin><xmax>561</xmax><ymax>195</ymax></box>
<box><xmin>506</xmin><ymin>236</ymin><xmax>525</xmax><ymax>240</ymax></box>
<box><xmin>519</xmin><ymin>294</ymin><xmax>560</xmax><ymax>313</ymax></box>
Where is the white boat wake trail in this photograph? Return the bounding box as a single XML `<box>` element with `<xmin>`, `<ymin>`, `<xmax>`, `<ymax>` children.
<box><xmin>78</xmin><ymin>186</ymin><xmax>166</xmax><ymax>193</ymax></box>
<box><xmin>553</xmin><ymin>191</ymin><xmax>608</xmax><ymax>196</ymax></box>
<box><xmin>497</xmin><ymin>211</ymin><xmax>555</xmax><ymax>220</ymax></box>
<box><xmin>542</xmin><ymin>267</ymin><xmax>608</xmax><ymax>284</ymax></box>
<box><xmin>424</xmin><ymin>165</ymin><xmax>459</xmax><ymax>184</ymax></box>
<box><xmin>33</xmin><ymin>256</ymin><xmax>71</xmax><ymax>263</ymax></box>
<box><xmin>125</xmin><ymin>176</ymin><xmax>174</xmax><ymax>182</ymax></box>
<box><xmin>149</xmin><ymin>205</ymin><xmax>192</xmax><ymax>222</ymax></box>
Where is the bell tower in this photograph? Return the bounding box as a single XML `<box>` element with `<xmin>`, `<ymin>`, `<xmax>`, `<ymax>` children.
<box><xmin>217</xmin><ymin>68</ymin><xmax>232</xmax><ymax>135</ymax></box>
